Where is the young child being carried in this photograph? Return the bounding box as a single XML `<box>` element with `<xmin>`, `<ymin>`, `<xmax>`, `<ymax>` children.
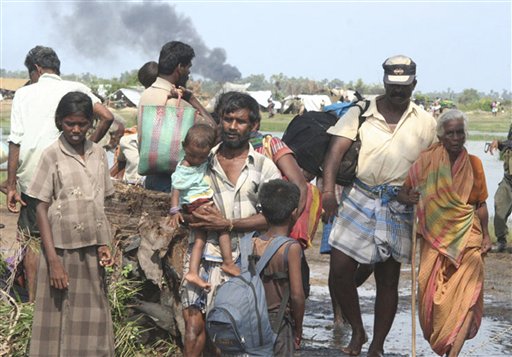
<box><xmin>254</xmin><ymin>179</ymin><xmax>305</xmax><ymax>354</ymax></box>
<box><xmin>169</xmin><ymin>124</ymin><xmax>240</xmax><ymax>290</ymax></box>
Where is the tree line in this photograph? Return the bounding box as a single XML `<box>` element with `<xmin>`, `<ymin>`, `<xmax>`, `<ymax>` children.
<box><xmin>1</xmin><ymin>68</ymin><xmax>510</xmax><ymax>112</ymax></box>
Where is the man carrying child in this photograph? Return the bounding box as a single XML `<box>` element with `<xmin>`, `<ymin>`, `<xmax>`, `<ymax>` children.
<box><xmin>180</xmin><ymin>92</ymin><xmax>281</xmax><ymax>356</ymax></box>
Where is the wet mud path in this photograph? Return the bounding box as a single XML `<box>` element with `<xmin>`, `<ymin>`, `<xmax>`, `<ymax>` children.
<box><xmin>298</xmin><ymin>236</ymin><xmax>512</xmax><ymax>356</ymax></box>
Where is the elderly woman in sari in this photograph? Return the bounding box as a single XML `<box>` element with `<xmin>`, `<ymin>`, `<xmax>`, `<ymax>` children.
<box><xmin>398</xmin><ymin>109</ymin><xmax>492</xmax><ymax>356</ymax></box>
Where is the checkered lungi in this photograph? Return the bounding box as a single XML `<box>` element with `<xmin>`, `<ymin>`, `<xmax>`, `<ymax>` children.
<box><xmin>328</xmin><ymin>180</ymin><xmax>414</xmax><ymax>264</ymax></box>
<box><xmin>29</xmin><ymin>245</ymin><xmax>114</xmax><ymax>357</ymax></box>
<box><xmin>180</xmin><ymin>242</ymin><xmax>239</xmax><ymax>314</ymax></box>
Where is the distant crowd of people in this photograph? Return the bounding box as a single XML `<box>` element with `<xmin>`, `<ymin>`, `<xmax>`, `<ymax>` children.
<box><xmin>3</xmin><ymin>42</ymin><xmax>511</xmax><ymax>357</ymax></box>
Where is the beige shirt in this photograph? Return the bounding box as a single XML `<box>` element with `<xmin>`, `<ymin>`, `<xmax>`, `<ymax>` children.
<box><xmin>137</xmin><ymin>76</ymin><xmax>207</xmax><ymax>123</ymax></box>
<box><xmin>136</xmin><ymin>77</ymin><xmax>209</xmax><ymax>158</ymax></box>
<box><xmin>138</xmin><ymin>77</ymin><xmax>189</xmax><ymax>107</ymax></box>
<box><xmin>8</xmin><ymin>73</ymin><xmax>100</xmax><ymax>193</ymax></box>
<box><xmin>327</xmin><ymin>97</ymin><xmax>437</xmax><ymax>186</ymax></box>
<box><xmin>26</xmin><ymin>135</ymin><xmax>114</xmax><ymax>249</ymax></box>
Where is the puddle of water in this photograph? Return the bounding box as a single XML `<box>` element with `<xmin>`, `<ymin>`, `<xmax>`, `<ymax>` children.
<box><xmin>465</xmin><ymin>141</ymin><xmax>509</xmax><ymax>219</ymax></box>
<box><xmin>304</xmin><ymin>276</ymin><xmax>512</xmax><ymax>356</ymax></box>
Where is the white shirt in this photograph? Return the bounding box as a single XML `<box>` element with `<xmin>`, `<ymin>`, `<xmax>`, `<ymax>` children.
<box><xmin>8</xmin><ymin>73</ymin><xmax>100</xmax><ymax>193</ymax></box>
<box><xmin>118</xmin><ymin>133</ymin><xmax>144</xmax><ymax>184</ymax></box>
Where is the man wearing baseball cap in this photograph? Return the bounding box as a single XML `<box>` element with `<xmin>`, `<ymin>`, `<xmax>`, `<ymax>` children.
<box><xmin>322</xmin><ymin>55</ymin><xmax>436</xmax><ymax>356</ymax></box>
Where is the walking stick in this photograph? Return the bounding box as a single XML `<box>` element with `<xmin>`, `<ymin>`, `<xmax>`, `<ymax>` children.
<box><xmin>411</xmin><ymin>205</ymin><xmax>418</xmax><ymax>357</ymax></box>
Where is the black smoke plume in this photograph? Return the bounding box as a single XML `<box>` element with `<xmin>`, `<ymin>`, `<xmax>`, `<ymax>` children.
<box><xmin>48</xmin><ymin>0</ymin><xmax>241</xmax><ymax>82</ymax></box>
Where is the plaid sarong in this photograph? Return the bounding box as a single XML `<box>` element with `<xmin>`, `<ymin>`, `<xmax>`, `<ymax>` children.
<box><xmin>328</xmin><ymin>180</ymin><xmax>414</xmax><ymax>264</ymax></box>
<box><xmin>29</xmin><ymin>246</ymin><xmax>114</xmax><ymax>357</ymax></box>
<box><xmin>180</xmin><ymin>245</ymin><xmax>234</xmax><ymax>314</ymax></box>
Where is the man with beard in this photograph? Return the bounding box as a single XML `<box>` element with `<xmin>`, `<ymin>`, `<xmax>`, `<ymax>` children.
<box><xmin>180</xmin><ymin>92</ymin><xmax>281</xmax><ymax>357</ymax></box>
<box><xmin>137</xmin><ymin>41</ymin><xmax>214</xmax><ymax>192</ymax></box>
<box><xmin>322</xmin><ymin>55</ymin><xmax>436</xmax><ymax>356</ymax></box>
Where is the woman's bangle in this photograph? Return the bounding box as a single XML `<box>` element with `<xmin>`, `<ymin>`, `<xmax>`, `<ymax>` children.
<box><xmin>323</xmin><ymin>190</ymin><xmax>334</xmax><ymax>194</ymax></box>
<box><xmin>169</xmin><ymin>206</ymin><xmax>181</xmax><ymax>215</ymax></box>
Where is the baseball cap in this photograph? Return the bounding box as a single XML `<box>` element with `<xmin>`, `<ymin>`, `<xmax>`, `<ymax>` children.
<box><xmin>382</xmin><ymin>55</ymin><xmax>416</xmax><ymax>85</ymax></box>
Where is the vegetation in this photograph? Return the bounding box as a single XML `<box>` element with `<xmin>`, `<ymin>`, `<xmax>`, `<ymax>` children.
<box><xmin>0</xmin><ymin>297</ymin><xmax>33</xmax><ymax>356</ymax></box>
<box><xmin>256</xmin><ymin>110</ymin><xmax>510</xmax><ymax>137</ymax></box>
<box><xmin>2</xmin><ymin>67</ymin><xmax>511</xmax><ymax>106</ymax></box>
<box><xmin>0</xmin><ymin>259</ymin><xmax>178</xmax><ymax>356</ymax></box>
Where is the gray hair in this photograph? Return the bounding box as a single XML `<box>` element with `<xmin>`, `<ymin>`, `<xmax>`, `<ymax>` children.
<box><xmin>24</xmin><ymin>46</ymin><xmax>61</xmax><ymax>75</ymax></box>
<box><xmin>436</xmin><ymin>109</ymin><xmax>468</xmax><ymax>137</ymax></box>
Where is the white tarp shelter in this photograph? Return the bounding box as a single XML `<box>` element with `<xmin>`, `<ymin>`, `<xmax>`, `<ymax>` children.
<box><xmin>246</xmin><ymin>90</ymin><xmax>282</xmax><ymax>111</ymax></box>
<box><xmin>282</xmin><ymin>94</ymin><xmax>332</xmax><ymax>113</ymax></box>
<box><xmin>206</xmin><ymin>82</ymin><xmax>281</xmax><ymax>112</ymax></box>
<box><xmin>110</xmin><ymin>88</ymin><xmax>142</xmax><ymax>107</ymax></box>
<box><xmin>206</xmin><ymin>82</ymin><xmax>251</xmax><ymax>112</ymax></box>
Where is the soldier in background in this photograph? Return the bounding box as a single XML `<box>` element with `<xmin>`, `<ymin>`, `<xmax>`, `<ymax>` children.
<box><xmin>488</xmin><ymin>122</ymin><xmax>512</xmax><ymax>252</ymax></box>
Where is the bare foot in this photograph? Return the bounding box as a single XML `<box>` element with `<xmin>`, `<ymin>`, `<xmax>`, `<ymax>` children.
<box><xmin>221</xmin><ymin>262</ymin><xmax>241</xmax><ymax>276</ymax></box>
<box><xmin>340</xmin><ymin>330</ymin><xmax>368</xmax><ymax>356</ymax></box>
<box><xmin>367</xmin><ymin>341</ymin><xmax>385</xmax><ymax>357</ymax></box>
<box><xmin>185</xmin><ymin>272</ymin><xmax>211</xmax><ymax>290</ymax></box>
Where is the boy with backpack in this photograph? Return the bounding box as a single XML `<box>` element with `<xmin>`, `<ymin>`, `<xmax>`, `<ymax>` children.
<box><xmin>206</xmin><ymin>179</ymin><xmax>305</xmax><ymax>356</ymax></box>
<box><xmin>254</xmin><ymin>179</ymin><xmax>305</xmax><ymax>354</ymax></box>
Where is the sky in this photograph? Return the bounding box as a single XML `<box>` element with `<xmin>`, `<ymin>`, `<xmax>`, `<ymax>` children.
<box><xmin>1</xmin><ymin>0</ymin><xmax>511</xmax><ymax>94</ymax></box>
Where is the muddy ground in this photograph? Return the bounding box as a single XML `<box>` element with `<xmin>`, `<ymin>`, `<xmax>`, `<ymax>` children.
<box><xmin>1</xmin><ymin>206</ymin><xmax>511</xmax><ymax>356</ymax></box>
<box><xmin>302</xmin><ymin>235</ymin><xmax>512</xmax><ymax>357</ymax></box>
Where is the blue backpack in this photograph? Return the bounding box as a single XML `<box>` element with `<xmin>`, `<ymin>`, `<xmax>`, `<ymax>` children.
<box><xmin>206</xmin><ymin>233</ymin><xmax>293</xmax><ymax>356</ymax></box>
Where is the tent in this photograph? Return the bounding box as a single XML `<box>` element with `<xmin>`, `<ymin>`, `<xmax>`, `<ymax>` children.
<box><xmin>0</xmin><ymin>77</ymin><xmax>29</xmax><ymax>100</ymax></box>
<box><xmin>282</xmin><ymin>94</ymin><xmax>332</xmax><ymax>113</ymax></box>
<box><xmin>0</xmin><ymin>77</ymin><xmax>28</xmax><ymax>92</ymax></box>
<box><xmin>246</xmin><ymin>90</ymin><xmax>282</xmax><ymax>111</ymax></box>
<box><xmin>205</xmin><ymin>82</ymin><xmax>251</xmax><ymax>112</ymax></box>
<box><xmin>109</xmin><ymin>88</ymin><xmax>142</xmax><ymax>107</ymax></box>
<box><xmin>205</xmin><ymin>82</ymin><xmax>281</xmax><ymax>112</ymax></box>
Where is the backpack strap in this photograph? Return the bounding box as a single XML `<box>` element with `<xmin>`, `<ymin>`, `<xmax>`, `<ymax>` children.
<box><xmin>271</xmin><ymin>240</ymin><xmax>302</xmax><ymax>333</ymax></box>
<box><xmin>239</xmin><ymin>231</ymin><xmax>258</xmax><ymax>272</ymax></box>
<box><xmin>255</xmin><ymin>236</ymin><xmax>292</xmax><ymax>276</ymax></box>
<box><xmin>355</xmin><ymin>100</ymin><xmax>371</xmax><ymax>129</ymax></box>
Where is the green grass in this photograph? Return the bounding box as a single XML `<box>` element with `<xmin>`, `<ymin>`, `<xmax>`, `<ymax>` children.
<box><xmin>467</xmin><ymin>134</ymin><xmax>507</xmax><ymax>141</ymax></box>
<box><xmin>465</xmin><ymin>110</ymin><xmax>511</xmax><ymax>132</ymax></box>
<box><xmin>259</xmin><ymin>113</ymin><xmax>295</xmax><ymax>132</ymax></box>
<box><xmin>258</xmin><ymin>109</ymin><xmax>512</xmax><ymax>134</ymax></box>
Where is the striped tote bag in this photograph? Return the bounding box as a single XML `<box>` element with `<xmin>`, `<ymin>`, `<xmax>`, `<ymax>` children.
<box><xmin>138</xmin><ymin>103</ymin><xmax>196</xmax><ymax>175</ymax></box>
